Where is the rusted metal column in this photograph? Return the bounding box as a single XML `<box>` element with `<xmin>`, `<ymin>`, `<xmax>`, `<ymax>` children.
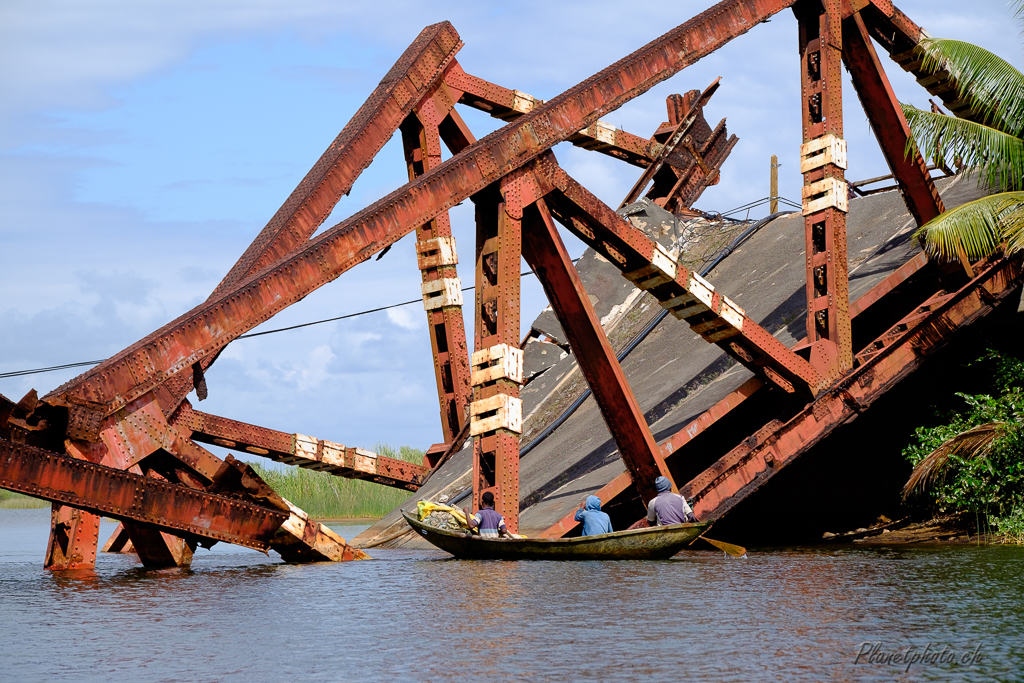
<box><xmin>797</xmin><ymin>0</ymin><xmax>851</xmax><ymax>377</ymax></box>
<box><xmin>469</xmin><ymin>178</ymin><xmax>524</xmax><ymax>533</ymax></box>
<box><xmin>400</xmin><ymin>108</ymin><xmax>472</xmax><ymax>448</ymax></box>
<box><xmin>44</xmin><ymin>504</ymin><xmax>101</xmax><ymax>570</ymax></box>
<box><xmin>42</xmin><ymin>439</ymin><xmax>104</xmax><ymax>569</ymax></box>
<box><xmin>682</xmin><ymin>256</ymin><xmax>1021</xmax><ymax>522</ymax></box>
<box><xmin>841</xmin><ymin>8</ymin><xmax>943</xmax><ymax>227</ymax></box>
<box><xmin>536</xmin><ymin>155</ymin><xmax>826</xmax><ymax>398</ymax></box>
<box><xmin>522</xmin><ymin>198</ymin><xmax>672</xmax><ymax>504</ymax></box>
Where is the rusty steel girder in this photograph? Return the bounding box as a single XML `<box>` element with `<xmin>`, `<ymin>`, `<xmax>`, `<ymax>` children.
<box><xmin>43</xmin><ymin>0</ymin><xmax>800</xmax><ymax>422</ymax></box>
<box><xmin>685</xmin><ymin>256</ymin><xmax>1021</xmax><ymax>520</ymax></box>
<box><xmin>0</xmin><ymin>439</ymin><xmax>288</xmax><ymax>551</ymax></box>
<box><xmin>522</xmin><ymin>198</ymin><xmax>673</xmax><ymax>505</ymax></box>
<box><xmin>171</xmin><ymin>402</ymin><xmax>428</xmax><ymax>490</ymax></box>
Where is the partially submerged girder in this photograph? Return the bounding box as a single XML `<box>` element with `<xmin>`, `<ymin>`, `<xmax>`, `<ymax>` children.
<box><xmin>0</xmin><ymin>438</ymin><xmax>289</xmax><ymax>552</ymax></box>
<box><xmin>171</xmin><ymin>402</ymin><xmax>428</xmax><ymax>490</ymax></box>
<box><xmin>3</xmin><ymin>0</ymin><xmax>1012</xmax><ymax>563</ymax></box>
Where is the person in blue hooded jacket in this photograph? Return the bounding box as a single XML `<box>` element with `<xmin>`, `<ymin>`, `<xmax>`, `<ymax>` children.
<box><xmin>574</xmin><ymin>495</ymin><xmax>613</xmax><ymax>536</ymax></box>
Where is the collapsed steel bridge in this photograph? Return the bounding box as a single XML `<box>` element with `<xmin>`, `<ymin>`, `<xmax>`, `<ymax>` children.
<box><xmin>2</xmin><ymin>0</ymin><xmax>1021</xmax><ymax>567</ymax></box>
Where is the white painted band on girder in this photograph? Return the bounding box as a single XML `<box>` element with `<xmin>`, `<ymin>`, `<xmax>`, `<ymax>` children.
<box><xmin>624</xmin><ymin>242</ymin><xmax>677</xmax><ymax>290</ymax></box>
<box><xmin>321</xmin><ymin>440</ymin><xmax>345</xmax><ymax>466</ymax></box>
<box><xmin>294</xmin><ymin>433</ymin><xmax>317</xmax><ymax>459</ymax></box>
<box><xmin>800</xmin><ymin>134</ymin><xmax>847</xmax><ymax>172</ymax></box>
<box><xmin>469</xmin><ymin>394</ymin><xmax>523</xmax><ymax>435</ymax></box>
<box><xmin>802</xmin><ymin>177</ymin><xmax>849</xmax><ymax>215</ymax></box>
<box><xmin>416</xmin><ymin>236</ymin><xmax>458</xmax><ymax>269</ymax></box>
<box><xmin>421</xmin><ymin>277</ymin><xmax>464</xmax><ymax>310</ymax></box>
<box><xmin>580</xmin><ymin>120</ymin><xmax>617</xmax><ymax>145</ymax></box>
<box><xmin>470</xmin><ymin>343</ymin><xmax>523</xmax><ymax>385</ymax></box>
<box><xmin>512</xmin><ymin>90</ymin><xmax>539</xmax><ymax>114</ymax></box>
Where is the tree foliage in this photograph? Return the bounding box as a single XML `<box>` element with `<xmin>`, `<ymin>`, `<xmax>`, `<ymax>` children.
<box><xmin>902</xmin><ymin>2</ymin><xmax>1024</xmax><ymax>262</ymax></box>
<box><xmin>902</xmin><ymin>350</ymin><xmax>1024</xmax><ymax>541</ymax></box>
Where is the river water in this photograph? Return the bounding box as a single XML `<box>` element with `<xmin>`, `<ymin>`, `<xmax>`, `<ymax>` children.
<box><xmin>1</xmin><ymin>509</ymin><xmax>1022</xmax><ymax>682</ymax></box>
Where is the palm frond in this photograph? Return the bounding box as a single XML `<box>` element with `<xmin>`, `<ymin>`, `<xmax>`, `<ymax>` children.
<box><xmin>903</xmin><ymin>106</ymin><xmax>1024</xmax><ymax>192</ymax></box>
<box><xmin>1000</xmin><ymin>204</ymin><xmax>1024</xmax><ymax>253</ymax></box>
<box><xmin>915</xmin><ymin>191</ymin><xmax>1024</xmax><ymax>260</ymax></box>
<box><xmin>916</xmin><ymin>38</ymin><xmax>1024</xmax><ymax>135</ymax></box>
<box><xmin>902</xmin><ymin>422</ymin><xmax>1006</xmax><ymax>500</ymax></box>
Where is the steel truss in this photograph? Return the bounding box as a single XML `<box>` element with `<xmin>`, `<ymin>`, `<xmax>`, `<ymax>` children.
<box><xmin>1</xmin><ymin>0</ymin><xmax>1019</xmax><ymax>564</ymax></box>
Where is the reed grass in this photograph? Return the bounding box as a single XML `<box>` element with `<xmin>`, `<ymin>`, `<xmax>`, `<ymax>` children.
<box><xmin>0</xmin><ymin>489</ymin><xmax>50</xmax><ymax>509</ymax></box>
<box><xmin>249</xmin><ymin>443</ymin><xmax>421</xmax><ymax>520</ymax></box>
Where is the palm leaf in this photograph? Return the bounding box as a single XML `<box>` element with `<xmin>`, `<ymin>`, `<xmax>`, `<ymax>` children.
<box><xmin>902</xmin><ymin>422</ymin><xmax>1006</xmax><ymax>500</ymax></box>
<box><xmin>915</xmin><ymin>191</ymin><xmax>1024</xmax><ymax>260</ymax></box>
<box><xmin>916</xmin><ymin>38</ymin><xmax>1024</xmax><ymax>135</ymax></box>
<box><xmin>902</xmin><ymin>106</ymin><xmax>1024</xmax><ymax>192</ymax></box>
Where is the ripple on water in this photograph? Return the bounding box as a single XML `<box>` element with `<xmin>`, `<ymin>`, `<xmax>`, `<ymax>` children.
<box><xmin>1</xmin><ymin>509</ymin><xmax>1022</xmax><ymax>682</ymax></box>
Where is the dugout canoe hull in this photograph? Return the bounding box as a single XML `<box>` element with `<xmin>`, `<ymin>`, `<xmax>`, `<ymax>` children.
<box><xmin>402</xmin><ymin>511</ymin><xmax>708</xmax><ymax>560</ymax></box>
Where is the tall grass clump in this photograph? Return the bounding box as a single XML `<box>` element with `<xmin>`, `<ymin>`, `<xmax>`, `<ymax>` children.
<box><xmin>249</xmin><ymin>443</ymin><xmax>421</xmax><ymax>519</ymax></box>
<box><xmin>0</xmin><ymin>489</ymin><xmax>50</xmax><ymax>509</ymax></box>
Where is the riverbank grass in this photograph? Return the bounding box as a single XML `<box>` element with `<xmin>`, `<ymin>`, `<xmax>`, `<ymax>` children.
<box><xmin>0</xmin><ymin>490</ymin><xmax>49</xmax><ymax>509</ymax></box>
<box><xmin>249</xmin><ymin>443</ymin><xmax>420</xmax><ymax>519</ymax></box>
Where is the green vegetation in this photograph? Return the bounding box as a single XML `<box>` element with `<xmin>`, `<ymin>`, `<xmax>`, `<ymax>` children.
<box><xmin>903</xmin><ymin>0</ymin><xmax>1024</xmax><ymax>261</ymax></box>
<box><xmin>903</xmin><ymin>350</ymin><xmax>1024</xmax><ymax>543</ymax></box>
<box><xmin>250</xmin><ymin>443</ymin><xmax>421</xmax><ymax>520</ymax></box>
<box><xmin>0</xmin><ymin>489</ymin><xmax>49</xmax><ymax>509</ymax></box>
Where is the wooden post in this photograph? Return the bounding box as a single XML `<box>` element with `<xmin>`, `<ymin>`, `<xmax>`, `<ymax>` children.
<box><xmin>770</xmin><ymin>154</ymin><xmax>779</xmax><ymax>214</ymax></box>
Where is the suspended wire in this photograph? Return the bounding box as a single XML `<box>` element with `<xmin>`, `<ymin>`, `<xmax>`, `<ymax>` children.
<box><xmin>2</xmin><ymin>196</ymin><xmax>798</xmax><ymax>381</ymax></box>
<box><xmin>0</xmin><ymin>360</ymin><xmax>107</xmax><ymax>380</ymax></box>
<box><xmin>0</xmin><ymin>258</ymin><xmax>582</xmax><ymax>379</ymax></box>
<box><xmin>713</xmin><ymin>195</ymin><xmax>802</xmax><ymax>218</ymax></box>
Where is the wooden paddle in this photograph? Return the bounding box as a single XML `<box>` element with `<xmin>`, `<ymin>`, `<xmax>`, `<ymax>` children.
<box><xmin>697</xmin><ymin>534</ymin><xmax>747</xmax><ymax>557</ymax></box>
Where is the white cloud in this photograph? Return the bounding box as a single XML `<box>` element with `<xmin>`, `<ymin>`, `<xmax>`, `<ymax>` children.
<box><xmin>386</xmin><ymin>306</ymin><xmax>422</xmax><ymax>330</ymax></box>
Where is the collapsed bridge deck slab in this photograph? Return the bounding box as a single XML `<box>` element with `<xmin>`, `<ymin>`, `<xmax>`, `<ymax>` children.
<box><xmin>353</xmin><ymin>172</ymin><xmax>997</xmax><ymax>548</ymax></box>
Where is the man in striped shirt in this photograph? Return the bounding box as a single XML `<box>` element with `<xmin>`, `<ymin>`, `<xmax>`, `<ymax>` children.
<box><xmin>463</xmin><ymin>491</ymin><xmax>509</xmax><ymax>538</ymax></box>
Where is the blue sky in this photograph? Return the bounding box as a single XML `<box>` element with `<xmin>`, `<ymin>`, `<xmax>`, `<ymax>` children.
<box><xmin>1</xmin><ymin>0</ymin><xmax>1019</xmax><ymax>454</ymax></box>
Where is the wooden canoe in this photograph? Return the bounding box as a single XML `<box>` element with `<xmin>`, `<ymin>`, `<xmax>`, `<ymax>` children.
<box><xmin>402</xmin><ymin>511</ymin><xmax>709</xmax><ymax>560</ymax></box>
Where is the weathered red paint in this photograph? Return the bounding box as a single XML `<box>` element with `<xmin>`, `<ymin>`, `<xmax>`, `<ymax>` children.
<box><xmin>402</xmin><ymin>88</ymin><xmax>474</xmax><ymax>444</ymax></box>
<box><xmin>174</xmin><ymin>403</ymin><xmax>428</xmax><ymax>490</ymax></box>
<box><xmin>0</xmin><ymin>439</ymin><xmax>288</xmax><ymax>551</ymax></box>
<box><xmin>44</xmin><ymin>0</ymin><xmax>800</xmax><ymax>420</ymax></box>
<box><xmin>523</xmin><ymin>197</ymin><xmax>672</xmax><ymax>504</ymax></box>
<box><xmin>536</xmin><ymin>156</ymin><xmax>826</xmax><ymax>397</ymax></box>
<box><xmin>685</xmin><ymin>256</ymin><xmax>1020</xmax><ymax>521</ymax></box>
<box><xmin>842</xmin><ymin>8</ymin><xmax>944</xmax><ymax>228</ymax></box>
<box><xmin>798</xmin><ymin>2</ymin><xmax>851</xmax><ymax>376</ymax></box>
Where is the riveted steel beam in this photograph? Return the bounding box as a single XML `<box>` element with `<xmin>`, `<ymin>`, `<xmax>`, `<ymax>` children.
<box><xmin>0</xmin><ymin>439</ymin><xmax>288</xmax><ymax>551</ymax></box>
<box><xmin>522</xmin><ymin>198</ymin><xmax>673</xmax><ymax>505</ymax></box>
<box><xmin>534</xmin><ymin>154</ymin><xmax>826</xmax><ymax>398</ymax></box>
<box><xmin>44</xmin><ymin>0</ymin><xmax>799</xmax><ymax>421</ymax></box>
<box><xmin>402</xmin><ymin>83</ymin><xmax>474</xmax><ymax>444</ymax></box>
<box><xmin>683</xmin><ymin>255</ymin><xmax>1021</xmax><ymax>522</ymax></box>
<box><xmin>172</xmin><ymin>402</ymin><xmax>428</xmax><ymax>490</ymax></box>
<box><xmin>841</xmin><ymin>8</ymin><xmax>943</xmax><ymax>229</ymax></box>
<box><xmin>796</xmin><ymin>0</ymin><xmax>852</xmax><ymax>377</ymax></box>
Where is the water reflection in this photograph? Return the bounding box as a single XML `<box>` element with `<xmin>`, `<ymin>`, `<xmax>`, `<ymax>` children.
<box><xmin>1</xmin><ymin>509</ymin><xmax>1022</xmax><ymax>682</ymax></box>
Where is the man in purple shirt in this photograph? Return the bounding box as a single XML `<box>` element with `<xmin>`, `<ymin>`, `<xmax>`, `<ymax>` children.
<box><xmin>463</xmin><ymin>491</ymin><xmax>509</xmax><ymax>538</ymax></box>
<box><xmin>646</xmin><ymin>476</ymin><xmax>698</xmax><ymax>526</ymax></box>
